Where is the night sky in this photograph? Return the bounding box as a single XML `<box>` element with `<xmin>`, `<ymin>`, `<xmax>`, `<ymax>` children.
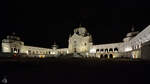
<box><xmin>0</xmin><ymin>0</ymin><xmax>150</xmax><ymax>48</ymax></box>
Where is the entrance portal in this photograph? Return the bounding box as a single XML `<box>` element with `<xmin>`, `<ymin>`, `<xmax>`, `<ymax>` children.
<box><xmin>104</xmin><ymin>54</ymin><xmax>108</xmax><ymax>58</ymax></box>
<box><xmin>100</xmin><ymin>54</ymin><xmax>103</xmax><ymax>58</ymax></box>
<box><xmin>109</xmin><ymin>54</ymin><xmax>113</xmax><ymax>58</ymax></box>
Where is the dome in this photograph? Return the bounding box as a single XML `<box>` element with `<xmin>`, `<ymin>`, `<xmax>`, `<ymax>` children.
<box><xmin>126</xmin><ymin>31</ymin><xmax>139</xmax><ymax>37</ymax></box>
<box><xmin>6</xmin><ymin>33</ymin><xmax>21</xmax><ymax>41</ymax></box>
<box><xmin>78</xmin><ymin>27</ymin><xmax>87</xmax><ymax>34</ymax></box>
<box><xmin>123</xmin><ymin>37</ymin><xmax>132</xmax><ymax>42</ymax></box>
<box><xmin>126</xmin><ymin>32</ymin><xmax>132</xmax><ymax>37</ymax></box>
<box><xmin>123</xmin><ymin>29</ymin><xmax>139</xmax><ymax>42</ymax></box>
<box><xmin>74</xmin><ymin>26</ymin><xmax>87</xmax><ymax>36</ymax></box>
<box><xmin>126</xmin><ymin>26</ymin><xmax>139</xmax><ymax>37</ymax></box>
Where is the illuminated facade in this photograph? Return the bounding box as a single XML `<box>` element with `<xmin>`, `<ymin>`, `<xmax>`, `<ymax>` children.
<box><xmin>68</xmin><ymin>26</ymin><xmax>93</xmax><ymax>53</ymax></box>
<box><xmin>1</xmin><ymin>25</ymin><xmax>150</xmax><ymax>59</ymax></box>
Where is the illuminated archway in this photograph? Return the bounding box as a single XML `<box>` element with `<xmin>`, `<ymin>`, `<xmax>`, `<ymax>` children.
<box><xmin>109</xmin><ymin>48</ymin><xmax>113</xmax><ymax>52</ymax></box>
<box><xmin>114</xmin><ymin>48</ymin><xmax>118</xmax><ymax>52</ymax></box>
<box><xmin>105</xmin><ymin>49</ymin><xmax>108</xmax><ymax>53</ymax></box>
<box><xmin>100</xmin><ymin>49</ymin><xmax>104</xmax><ymax>52</ymax></box>
<box><xmin>96</xmin><ymin>49</ymin><xmax>99</xmax><ymax>52</ymax></box>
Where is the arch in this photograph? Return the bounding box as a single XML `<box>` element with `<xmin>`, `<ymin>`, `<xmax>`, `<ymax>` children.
<box><xmin>100</xmin><ymin>49</ymin><xmax>104</xmax><ymax>52</ymax></box>
<box><xmin>14</xmin><ymin>48</ymin><xmax>17</xmax><ymax>53</ymax></box>
<box><xmin>136</xmin><ymin>45</ymin><xmax>139</xmax><ymax>49</ymax></box>
<box><xmin>84</xmin><ymin>43</ymin><xmax>87</xmax><ymax>46</ymax></box>
<box><xmin>28</xmin><ymin>50</ymin><xmax>31</xmax><ymax>55</ymax></box>
<box><xmin>109</xmin><ymin>54</ymin><xmax>113</xmax><ymax>58</ymax></box>
<box><xmin>18</xmin><ymin>49</ymin><xmax>20</xmax><ymax>53</ymax></box>
<box><xmin>96</xmin><ymin>49</ymin><xmax>99</xmax><ymax>52</ymax></box>
<box><xmin>100</xmin><ymin>54</ymin><xmax>103</xmax><ymax>58</ymax></box>
<box><xmin>32</xmin><ymin>51</ymin><xmax>35</xmax><ymax>54</ymax></box>
<box><xmin>76</xmin><ymin>31</ymin><xmax>79</xmax><ymax>34</ymax></box>
<box><xmin>114</xmin><ymin>48</ymin><xmax>118</xmax><ymax>52</ymax></box>
<box><xmin>36</xmin><ymin>51</ymin><xmax>39</xmax><ymax>54</ymax></box>
<box><xmin>109</xmin><ymin>48</ymin><xmax>113</xmax><ymax>52</ymax></box>
<box><xmin>105</xmin><ymin>49</ymin><xmax>108</xmax><ymax>52</ymax></box>
<box><xmin>11</xmin><ymin>48</ymin><xmax>13</xmax><ymax>53</ymax></box>
<box><xmin>104</xmin><ymin>54</ymin><xmax>108</xmax><ymax>58</ymax></box>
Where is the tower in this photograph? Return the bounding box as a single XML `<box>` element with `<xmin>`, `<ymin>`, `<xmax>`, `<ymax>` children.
<box><xmin>68</xmin><ymin>25</ymin><xmax>93</xmax><ymax>53</ymax></box>
<box><xmin>51</xmin><ymin>42</ymin><xmax>58</xmax><ymax>55</ymax></box>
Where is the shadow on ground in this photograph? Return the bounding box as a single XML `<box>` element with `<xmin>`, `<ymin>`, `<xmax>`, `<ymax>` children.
<box><xmin>0</xmin><ymin>57</ymin><xmax>149</xmax><ymax>84</ymax></box>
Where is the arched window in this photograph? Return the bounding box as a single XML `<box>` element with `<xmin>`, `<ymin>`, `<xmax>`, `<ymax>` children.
<box><xmin>104</xmin><ymin>54</ymin><xmax>108</xmax><ymax>58</ymax></box>
<box><xmin>100</xmin><ymin>49</ymin><xmax>104</xmax><ymax>52</ymax></box>
<box><xmin>96</xmin><ymin>49</ymin><xmax>99</xmax><ymax>52</ymax></box>
<box><xmin>114</xmin><ymin>48</ymin><xmax>118</xmax><ymax>52</ymax></box>
<box><xmin>109</xmin><ymin>54</ymin><xmax>113</xmax><ymax>58</ymax></box>
<box><xmin>76</xmin><ymin>31</ymin><xmax>79</xmax><ymax>34</ymax></box>
<box><xmin>105</xmin><ymin>49</ymin><xmax>108</xmax><ymax>52</ymax></box>
<box><xmin>36</xmin><ymin>51</ymin><xmax>39</xmax><ymax>54</ymax></box>
<box><xmin>109</xmin><ymin>48</ymin><xmax>113</xmax><ymax>52</ymax></box>
<box><xmin>100</xmin><ymin>54</ymin><xmax>103</xmax><ymax>58</ymax></box>
<box><xmin>18</xmin><ymin>49</ymin><xmax>20</xmax><ymax>53</ymax></box>
<box><xmin>33</xmin><ymin>51</ymin><xmax>35</xmax><ymax>54</ymax></box>
<box><xmin>28</xmin><ymin>50</ymin><xmax>31</xmax><ymax>55</ymax></box>
<box><xmin>14</xmin><ymin>48</ymin><xmax>17</xmax><ymax>51</ymax></box>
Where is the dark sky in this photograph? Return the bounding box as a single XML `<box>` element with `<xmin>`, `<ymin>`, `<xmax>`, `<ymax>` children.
<box><xmin>0</xmin><ymin>0</ymin><xmax>150</xmax><ymax>48</ymax></box>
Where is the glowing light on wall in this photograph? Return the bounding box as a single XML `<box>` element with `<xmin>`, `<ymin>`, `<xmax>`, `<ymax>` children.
<box><xmin>89</xmin><ymin>48</ymin><xmax>96</xmax><ymax>53</ymax></box>
<box><xmin>86</xmin><ymin>52</ymin><xmax>89</xmax><ymax>56</ymax></box>
<box><xmin>67</xmin><ymin>50</ymin><xmax>69</xmax><ymax>54</ymax></box>
<box><xmin>26</xmin><ymin>51</ymin><xmax>28</xmax><ymax>54</ymax></box>
<box><xmin>3</xmin><ymin>47</ymin><xmax>10</xmax><ymax>52</ymax></box>
<box><xmin>51</xmin><ymin>52</ymin><xmax>56</xmax><ymax>54</ymax></box>
<box><xmin>39</xmin><ymin>55</ymin><xmax>45</xmax><ymax>58</ymax></box>
<box><xmin>125</xmin><ymin>47</ymin><xmax>132</xmax><ymax>52</ymax></box>
<box><xmin>14</xmin><ymin>51</ymin><xmax>17</xmax><ymax>53</ymax></box>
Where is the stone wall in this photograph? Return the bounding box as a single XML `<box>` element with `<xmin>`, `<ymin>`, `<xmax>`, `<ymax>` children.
<box><xmin>141</xmin><ymin>41</ymin><xmax>150</xmax><ymax>60</ymax></box>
